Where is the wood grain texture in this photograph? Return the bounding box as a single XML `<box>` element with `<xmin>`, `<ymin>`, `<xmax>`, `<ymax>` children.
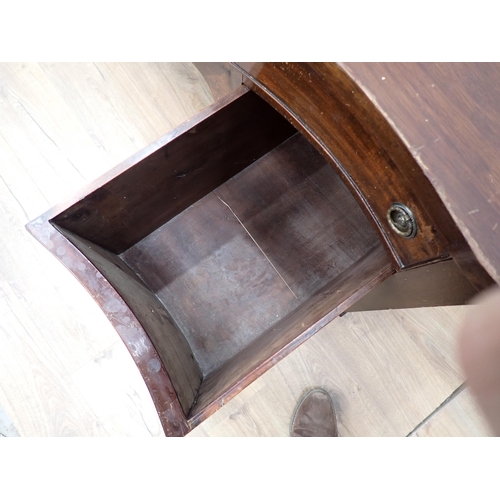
<box><xmin>54</xmin><ymin>101</ymin><xmax>389</xmax><ymax>431</ymax></box>
<box><xmin>215</xmin><ymin>134</ymin><xmax>380</xmax><ymax>301</ymax></box>
<box><xmin>234</xmin><ymin>62</ymin><xmax>452</xmax><ymax>269</ymax></box>
<box><xmin>52</xmin><ymin>88</ymin><xmax>296</xmax><ymax>253</ymax></box>
<box><xmin>189</xmin><ymin>306</ymin><xmax>470</xmax><ymax>437</ymax></box>
<box><xmin>56</xmin><ymin>227</ymin><xmax>202</xmax><ymax>416</ymax></box>
<box><xmin>27</xmin><ymin>217</ymin><xmax>189</xmax><ymax>436</ymax></box>
<box><xmin>192</xmin><ymin>63</ymin><xmax>242</xmax><ymax>101</ymax></box>
<box><xmin>1</xmin><ymin>62</ymin><xmax>485</xmax><ymax>437</ymax></box>
<box><xmin>71</xmin><ymin>341</ymin><xmax>164</xmax><ymax>437</ymax></box>
<box><xmin>0</xmin><ymin>62</ymin><xmax>215</xmax><ymax>436</ymax></box>
<box><xmin>0</xmin><ymin>293</ymin><xmax>109</xmax><ymax>437</ymax></box>
<box><xmin>122</xmin><ymin>191</ymin><xmax>300</xmax><ymax>376</ymax></box>
<box><xmin>411</xmin><ymin>388</ymin><xmax>491</xmax><ymax>437</ymax></box>
<box><xmin>0</xmin><ymin>403</ymin><xmax>20</xmax><ymax>437</ymax></box>
<box><xmin>39</xmin><ymin>62</ymin><xmax>214</xmax><ymax>169</ymax></box>
<box><xmin>234</xmin><ymin>63</ymin><xmax>494</xmax><ymax>296</ymax></box>
<box><xmin>120</xmin><ymin>130</ymin><xmax>388</xmax><ymax>421</ymax></box>
<box><xmin>124</xmin><ymin>194</ymin><xmax>299</xmax><ymax>376</ymax></box>
<box><xmin>349</xmin><ymin>258</ymin><xmax>477</xmax><ymax>311</ymax></box>
<box><xmin>340</xmin><ymin>62</ymin><xmax>500</xmax><ymax>284</ymax></box>
<box><xmin>189</xmin><ymin>246</ymin><xmax>393</xmax><ymax>424</ymax></box>
<box><xmin>0</xmin><ymin>63</ymin><xmax>213</xmax><ymax>204</ymax></box>
<box><xmin>0</xmin><ymin>180</ymin><xmax>118</xmax><ymax>376</ymax></box>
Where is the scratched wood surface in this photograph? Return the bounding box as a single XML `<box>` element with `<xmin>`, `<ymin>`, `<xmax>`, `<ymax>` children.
<box><xmin>0</xmin><ymin>62</ymin><xmax>489</xmax><ymax>436</ymax></box>
<box><xmin>340</xmin><ymin>63</ymin><xmax>500</xmax><ymax>285</ymax></box>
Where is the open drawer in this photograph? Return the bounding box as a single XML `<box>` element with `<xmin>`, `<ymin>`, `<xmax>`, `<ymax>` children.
<box><xmin>27</xmin><ymin>85</ymin><xmax>395</xmax><ymax>436</ymax></box>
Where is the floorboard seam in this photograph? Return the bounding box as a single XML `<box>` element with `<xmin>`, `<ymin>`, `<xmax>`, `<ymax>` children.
<box><xmin>406</xmin><ymin>382</ymin><xmax>466</xmax><ymax>437</ymax></box>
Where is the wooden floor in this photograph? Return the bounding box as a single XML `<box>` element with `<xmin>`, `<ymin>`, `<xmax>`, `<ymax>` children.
<box><xmin>0</xmin><ymin>62</ymin><xmax>491</xmax><ymax>437</ymax></box>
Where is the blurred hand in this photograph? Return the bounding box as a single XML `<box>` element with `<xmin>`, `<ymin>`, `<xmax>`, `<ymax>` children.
<box><xmin>459</xmin><ymin>286</ymin><xmax>500</xmax><ymax>436</ymax></box>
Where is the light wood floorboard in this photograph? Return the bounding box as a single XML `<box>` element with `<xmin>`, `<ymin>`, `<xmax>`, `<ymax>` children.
<box><xmin>0</xmin><ymin>62</ymin><xmax>490</xmax><ymax>437</ymax></box>
<box><xmin>410</xmin><ymin>388</ymin><xmax>492</xmax><ymax>437</ymax></box>
<box><xmin>0</xmin><ymin>62</ymin><xmax>211</xmax><ymax>436</ymax></box>
<box><xmin>71</xmin><ymin>341</ymin><xmax>163</xmax><ymax>437</ymax></box>
<box><xmin>188</xmin><ymin>307</ymin><xmax>473</xmax><ymax>437</ymax></box>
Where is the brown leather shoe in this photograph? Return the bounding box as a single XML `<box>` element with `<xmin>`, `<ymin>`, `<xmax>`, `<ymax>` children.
<box><xmin>290</xmin><ymin>388</ymin><xmax>338</xmax><ymax>437</ymax></box>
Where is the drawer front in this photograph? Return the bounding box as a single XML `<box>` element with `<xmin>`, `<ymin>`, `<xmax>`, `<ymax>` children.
<box><xmin>234</xmin><ymin>62</ymin><xmax>466</xmax><ymax>270</ymax></box>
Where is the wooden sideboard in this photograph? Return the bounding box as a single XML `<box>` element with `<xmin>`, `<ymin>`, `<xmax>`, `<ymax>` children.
<box><xmin>26</xmin><ymin>63</ymin><xmax>497</xmax><ymax>436</ymax></box>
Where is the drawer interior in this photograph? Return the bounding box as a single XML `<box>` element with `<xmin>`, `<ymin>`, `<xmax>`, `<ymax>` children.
<box><xmin>51</xmin><ymin>88</ymin><xmax>392</xmax><ymax>422</ymax></box>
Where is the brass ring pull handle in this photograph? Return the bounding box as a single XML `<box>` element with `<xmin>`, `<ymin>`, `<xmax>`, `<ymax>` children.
<box><xmin>387</xmin><ymin>202</ymin><xmax>418</xmax><ymax>239</ymax></box>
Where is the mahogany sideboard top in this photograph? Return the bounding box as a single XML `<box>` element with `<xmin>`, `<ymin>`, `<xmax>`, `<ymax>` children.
<box><xmin>342</xmin><ymin>63</ymin><xmax>500</xmax><ymax>283</ymax></box>
<box><xmin>236</xmin><ymin>62</ymin><xmax>500</xmax><ymax>286</ymax></box>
